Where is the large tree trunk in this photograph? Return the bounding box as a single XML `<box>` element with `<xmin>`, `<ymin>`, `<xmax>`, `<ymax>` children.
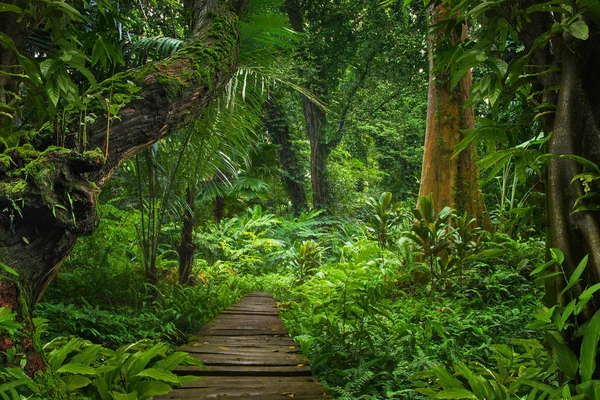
<box><xmin>264</xmin><ymin>97</ymin><xmax>307</xmax><ymax>214</ymax></box>
<box><xmin>546</xmin><ymin>33</ymin><xmax>600</xmax><ymax>316</ymax></box>
<box><xmin>418</xmin><ymin>3</ymin><xmax>490</xmax><ymax>227</ymax></box>
<box><xmin>0</xmin><ymin>0</ymin><xmax>249</xmax><ymax>374</ymax></box>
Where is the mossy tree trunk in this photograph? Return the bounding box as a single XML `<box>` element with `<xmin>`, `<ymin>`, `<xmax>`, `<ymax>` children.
<box><xmin>0</xmin><ymin>0</ymin><xmax>249</xmax><ymax>374</ymax></box>
<box><xmin>419</xmin><ymin>2</ymin><xmax>490</xmax><ymax>227</ymax></box>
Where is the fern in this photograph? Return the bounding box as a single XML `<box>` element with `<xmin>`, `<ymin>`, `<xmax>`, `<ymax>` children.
<box><xmin>125</xmin><ymin>36</ymin><xmax>183</xmax><ymax>67</ymax></box>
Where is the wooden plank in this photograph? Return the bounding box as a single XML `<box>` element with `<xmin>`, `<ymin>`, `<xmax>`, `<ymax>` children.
<box><xmin>180</xmin><ymin>345</ymin><xmax>301</xmax><ymax>354</ymax></box>
<box><xmin>191</xmin><ymin>335</ymin><xmax>298</xmax><ymax>346</ymax></box>
<box><xmin>154</xmin><ymin>378</ymin><xmax>331</xmax><ymax>399</ymax></box>
<box><xmin>188</xmin><ymin>352</ymin><xmax>309</xmax><ymax>366</ymax></box>
<box><xmin>176</xmin><ymin>364</ymin><xmax>313</xmax><ymax>376</ymax></box>
<box><xmin>177</xmin><ymin>376</ymin><xmax>320</xmax><ymax>387</ymax></box>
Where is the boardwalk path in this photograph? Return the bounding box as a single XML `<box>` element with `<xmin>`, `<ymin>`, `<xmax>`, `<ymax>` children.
<box><xmin>156</xmin><ymin>292</ymin><xmax>331</xmax><ymax>399</ymax></box>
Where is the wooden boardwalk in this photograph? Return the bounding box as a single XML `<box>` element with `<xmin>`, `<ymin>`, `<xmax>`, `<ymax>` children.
<box><xmin>156</xmin><ymin>292</ymin><xmax>331</xmax><ymax>399</ymax></box>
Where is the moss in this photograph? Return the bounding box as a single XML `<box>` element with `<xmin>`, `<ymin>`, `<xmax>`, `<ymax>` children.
<box><xmin>0</xmin><ymin>179</ymin><xmax>27</xmax><ymax>198</ymax></box>
<box><xmin>5</xmin><ymin>144</ymin><xmax>39</xmax><ymax>168</ymax></box>
<box><xmin>0</xmin><ymin>154</ymin><xmax>13</xmax><ymax>172</ymax></box>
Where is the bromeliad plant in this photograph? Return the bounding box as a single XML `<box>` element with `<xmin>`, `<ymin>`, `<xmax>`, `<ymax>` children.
<box><xmin>292</xmin><ymin>240</ymin><xmax>324</xmax><ymax>283</ymax></box>
<box><xmin>407</xmin><ymin>194</ymin><xmax>455</xmax><ymax>290</ymax></box>
<box><xmin>407</xmin><ymin>194</ymin><xmax>491</xmax><ymax>291</ymax></box>
<box><xmin>366</xmin><ymin>192</ymin><xmax>403</xmax><ymax>284</ymax></box>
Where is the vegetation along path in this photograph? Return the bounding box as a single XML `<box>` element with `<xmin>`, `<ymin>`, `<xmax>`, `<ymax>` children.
<box><xmin>155</xmin><ymin>292</ymin><xmax>331</xmax><ymax>399</ymax></box>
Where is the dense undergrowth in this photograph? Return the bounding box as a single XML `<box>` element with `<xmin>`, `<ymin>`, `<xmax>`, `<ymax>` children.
<box><xmin>12</xmin><ymin>196</ymin><xmax>550</xmax><ymax>399</ymax></box>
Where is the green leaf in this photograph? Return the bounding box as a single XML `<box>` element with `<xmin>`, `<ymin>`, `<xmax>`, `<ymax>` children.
<box><xmin>132</xmin><ymin>381</ymin><xmax>173</xmax><ymax>400</ymax></box>
<box><xmin>71</xmin><ymin>344</ymin><xmax>102</xmax><ymax>365</ymax></box>
<box><xmin>433</xmin><ymin>388</ymin><xmax>479</xmax><ymax>399</ymax></box>
<box><xmin>0</xmin><ymin>3</ymin><xmax>22</xmax><ymax>13</ymax></box>
<box><xmin>550</xmin><ymin>248</ymin><xmax>565</xmax><ymax>265</ymax></box>
<box><xmin>565</xmin><ymin>20</ymin><xmax>589</xmax><ymax>40</ymax></box>
<box><xmin>61</xmin><ymin>375</ymin><xmax>92</xmax><ymax>391</ymax></box>
<box><xmin>562</xmin><ymin>255</ymin><xmax>589</xmax><ymax>296</ymax></box>
<box><xmin>580</xmin><ymin>310</ymin><xmax>600</xmax><ymax>382</ymax></box>
<box><xmin>57</xmin><ymin>362</ymin><xmax>97</xmax><ymax>376</ymax></box>
<box><xmin>45</xmin><ymin>79</ymin><xmax>60</xmax><ymax>107</ymax></box>
<box><xmin>559</xmin><ymin>154</ymin><xmax>600</xmax><ymax>174</ymax></box>
<box><xmin>136</xmin><ymin>368</ymin><xmax>179</xmax><ymax>383</ymax></box>
<box><xmin>0</xmin><ymin>263</ymin><xmax>18</xmax><ymax>276</ymax></box>
<box><xmin>111</xmin><ymin>391</ymin><xmax>138</xmax><ymax>400</ymax></box>
<box><xmin>547</xmin><ymin>331</ymin><xmax>578</xmax><ymax>380</ymax></box>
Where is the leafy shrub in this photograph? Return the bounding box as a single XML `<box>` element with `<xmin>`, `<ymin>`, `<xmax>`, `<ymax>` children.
<box><xmin>44</xmin><ymin>337</ymin><xmax>203</xmax><ymax>399</ymax></box>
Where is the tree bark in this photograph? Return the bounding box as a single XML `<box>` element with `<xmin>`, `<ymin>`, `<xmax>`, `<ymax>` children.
<box><xmin>418</xmin><ymin>3</ymin><xmax>490</xmax><ymax>227</ymax></box>
<box><xmin>214</xmin><ymin>195</ymin><xmax>225</xmax><ymax>222</ymax></box>
<box><xmin>264</xmin><ymin>97</ymin><xmax>307</xmax><ymax>214</ymax></box>
<box><xmin>179</xmin><ymin>186</ymin><xmax>196</xmax><ymax>284</ymax></box>
<box><xmin>0</xmin><ymin>0</ymin><xmax>249</xmax><ymax>374</ymax></box>
<box><xmin>546</xmin><ymin>32</ymin><xmax>600</xmax><ymax>316</ymax></box>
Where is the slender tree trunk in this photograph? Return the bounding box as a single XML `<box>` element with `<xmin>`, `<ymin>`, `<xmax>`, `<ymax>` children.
<box><xmin>264</xmin><ymin>97</ymin><xmax>307</xmax><ymax>214</ymax></box>
<box><xmin>145</xmin><ymin>149</ymin><xmax>159</xmax><ymax>284</ymax></box>
<box><xmin>214</xmin><ymin>195</ymin><xmax>225</xmax><ymax>222</ymax></box>
<box><xmin>418</xmin><ymin>3</ymin><xmax>490</xmax><ymax>227</ymax></box>
<box><xmin>286</xmin><ymin>0</ymin><xmax>332</xmax><ymax>212</ymax></box>
<box><xmin>179</xmin><ymin>186</ymin><xmax>196</xmax><ymax>284</ymax></box>
<box><xmin>0</xmin><ymin>0</ymin><xmax>249</xmax><ymax>374</ymax></box>
<box><xmin>306</xmin><ymin>104</ymin><xmax>333</xmax><ymax>211</ymax></box>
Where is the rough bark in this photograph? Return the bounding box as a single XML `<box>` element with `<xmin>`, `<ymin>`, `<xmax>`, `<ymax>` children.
<box><xmin>546</xmin><ymin>32</ymin><xmax>600</xmax><ymax>315</ymax></box>
<box><xmin>264</xmin><ymin>98</ymin><xmax>307</xmax><ymax>214</ymax></box>
<box><xmin>179</xmin><ymin>186</ymin><xmax>196</xmax><ymax>285</ymax></box>
<box><xmin>418</xmin><ymin>3</ymin><xmax>490</xmax><ymax>227</ymax></box>
<box><xmin>0</xmin><ymin>0</ymin><xmax>248</xmax><ymax>374</ymax></box>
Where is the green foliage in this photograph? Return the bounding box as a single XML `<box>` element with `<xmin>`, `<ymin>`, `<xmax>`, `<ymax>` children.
<box><xmin>43</xmin><ymin>338</ymin><xmax>202</xmax><ymax>400</ymax></box>
<box><xmin>413</xmin><ymin>250</ymin><xmax>600</xmax><ymax>399</ymax></box>
<box><xmin>366</xmin><ymin>192</ymin><xmax>400</xmax><ymax>251</ymax></box>
<box><xmin>291</xmin><ymin>240</ymin><xmax>324</xmax><ymax>283</ymax></box>
<box><xmin>0</xmin><ymin>366</ymin><xmax>41</xmax><ymax>400</ymax></box>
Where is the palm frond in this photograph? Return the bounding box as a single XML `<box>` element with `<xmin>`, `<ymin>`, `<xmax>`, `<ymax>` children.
<box><xmin>125</xmin><ymin>36</ymin><xmax>183</xmax><ymax>67</ymax></box>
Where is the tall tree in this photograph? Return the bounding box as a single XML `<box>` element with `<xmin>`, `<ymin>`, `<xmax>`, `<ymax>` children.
<box><xmin>263</xmin><ymin>96</ymin><xmax>307</xmax><ymax>214</ymax></box>
<box><xmin>286</xmin><ymin>0</ymin><xmax>413</xmax><ymax>212</ymax></box>
<box><xmin>418</xmin><ymin>2</ymin><xmax>490</xmax><ymax>227</ymax></box>
<box><xmin>0</xmin><ymin>0</ymin><xmax>249</xmax><ymax>373</ymax></box>
<box><xmin>427</xmin><ymin>0</ymin><xmax>600</xmax><ymax>371</ymax></box>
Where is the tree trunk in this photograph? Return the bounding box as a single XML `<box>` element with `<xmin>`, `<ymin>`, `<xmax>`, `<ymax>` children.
<box><xmin>418</xmin><ymin>3</ymin><xmax>490</xmax><ymax>227</ymax></box>
<box><xmin>285</xmin><ymin>0</ymin><xmax>332</xmax><ymax>212</ymax></box>
<box><xmin>214</xmin><ymin>195</ymin><xmax>225</xmax><ymax>222</ymax></box>
<box><xmin>545</xmin><ymin>33</ymin><xmax>600</xmax><ymax>316</ymax></box>
<box><xmin>179</xmin><ymin>186</ymin><xmax>196</xmax><ymax>285</ymax></box>
<box><xmin>264</xmin><ymin>97</ymin><xmax>307</xmax><ymax>214</ymax></box>
<box><xmin>306</xmin><ymin>102</ymin><xmax>333</xmax><ymax>211</ymax></box>
<box><xmin>0</xmin><ymin>0</ymin><xmax>249</xmax><ymax>374</ymax></box>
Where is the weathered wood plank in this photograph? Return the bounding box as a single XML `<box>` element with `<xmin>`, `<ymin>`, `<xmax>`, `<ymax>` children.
<box><xmin>176</xmin><ymin>364</ymin><xmax>313</xmax><ymax>376</ymax></box>
<box><xmin>155</xmin><ymin>378</ymin><xmax>330</xmax><ymax>399</ymax></box>
<box><xmin>188</xmin><ymin>352</ymin><xmax>309</xmax><ymax>366</ymax></box>
<box><xmin>191</xmin><ymin>335</ymin><xmax>298</xmax><ymax>346</ymax></box>
<box><xmin>180</xmin><ymin>345</ymin><xmax>301</xmax><ymax>354</ymax></box>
